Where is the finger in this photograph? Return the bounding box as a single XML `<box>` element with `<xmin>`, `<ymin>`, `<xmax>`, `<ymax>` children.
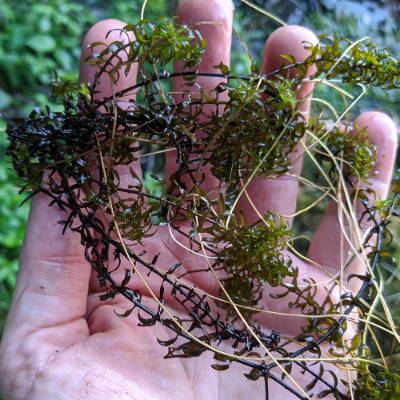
<box><xmin>165</xmin><ymin>0</ymin><xmax>233</xmax><ymax>197</ymax></box>
<box><xmin>307</xmin><ymin>112</ymin><xmax>398</xmax><ymax>281</ymax></box>
<box><xmin>79</xmin><ymin>20</ymin><xmax>143</xmax><ymax>293</ymax></box>
<box><xmin>236</xmin><ymin>26</ymin><xmax>318</xmax><ymax>226</ymax></box>
<box><xmin>80</xmin><ymin>19</ymin><xmax>141</xmax><ymax>178</ymax></box>
<box><xmin>80</xmin><ymin>19</ymin><xmax>138</xmax><ymax>107</ymax></box>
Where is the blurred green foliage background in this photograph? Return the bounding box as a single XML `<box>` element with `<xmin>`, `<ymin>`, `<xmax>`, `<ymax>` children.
<box><xmin>0</xmin><ymin>0</ymin><xmax>399</xmax><ymax>367</ymax></box>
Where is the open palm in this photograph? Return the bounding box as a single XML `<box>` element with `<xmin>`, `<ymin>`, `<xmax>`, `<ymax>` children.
<box><xmin>0</xmin><ymin>0</ymin><xmax>397</xmax><ymax>399</ymax></box>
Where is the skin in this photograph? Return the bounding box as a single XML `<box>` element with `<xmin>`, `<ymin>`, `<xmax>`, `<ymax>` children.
<box><xmin>0</xmin><ymin>0</ymin><xmax>398</xmax><ymax>399</ymax></box>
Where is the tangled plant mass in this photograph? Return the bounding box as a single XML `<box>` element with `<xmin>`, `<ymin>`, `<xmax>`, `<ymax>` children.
<box><xmin>5</xmin><ymin>14</ymin><xmax>400</xmax><ymax>400</ymax></box>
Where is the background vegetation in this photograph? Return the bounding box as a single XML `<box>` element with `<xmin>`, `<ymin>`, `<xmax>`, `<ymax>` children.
<box><xmin>0</xmin><ymin>0</ymin><xmax>399</xmax><ymax>370</ymax></box>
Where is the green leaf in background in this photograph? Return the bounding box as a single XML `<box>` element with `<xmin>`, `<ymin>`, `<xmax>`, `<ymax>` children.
<box><xmin>26</xmin><ymin>34</ymin><xmax>56</xmax><ymax>53</ymax></box>
<box><xmin>0</xmin><ymin>90</ymin><xmax>11</xmax><ymax>110</ymax></box>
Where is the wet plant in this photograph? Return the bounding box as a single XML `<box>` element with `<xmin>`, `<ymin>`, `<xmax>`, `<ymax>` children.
<box><xmin>4</xmin><ymin>11</ymin><xmax>400</xmax><ymax>400</ymax></box>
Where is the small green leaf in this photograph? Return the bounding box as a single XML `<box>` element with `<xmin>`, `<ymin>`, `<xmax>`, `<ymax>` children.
<box><xmin>26</xmin><ymin>35</ymin><xmax>56</xmax><ymax>53</ymax></box>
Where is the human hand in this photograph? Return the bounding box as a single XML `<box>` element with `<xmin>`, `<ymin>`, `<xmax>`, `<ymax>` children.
<box><xmin>0</xmin><ymin>0</ymin><xmax>398</xmax><ymax>399</ymax></box>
